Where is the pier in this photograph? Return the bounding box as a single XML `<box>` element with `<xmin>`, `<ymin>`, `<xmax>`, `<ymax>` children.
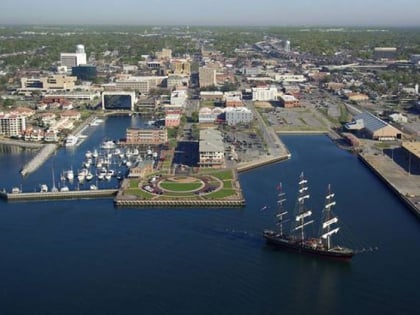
<box><xmin>0</xmin><ymin>189</ymin><xmax>118</xmax><ymax>202</ymax></box>
<box><xmin>358</xmin><ymin>153</ymin><xmax>420</xmax><ymax>218</ymax></box>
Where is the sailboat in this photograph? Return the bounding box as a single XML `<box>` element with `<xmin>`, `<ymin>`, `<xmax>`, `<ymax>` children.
<box><xmin>51</xmin><ymin>167</ymin><xmax>58</xmax><ymax>192</ymax></box>
<box><xmin>263</xmin><ymin>172</ymin><xmax>354</xmax><ymax>261</ymax></box>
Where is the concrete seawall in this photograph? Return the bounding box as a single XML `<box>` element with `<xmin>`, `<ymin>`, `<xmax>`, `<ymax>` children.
<box><xmin>114</xmin><ymin>198</ymin><xmax>246</xmax><ymax>208</ymax></box>
<box><xmin>0</xmin><ymin>139</ymin><xmax>44</xmax><ymax>149</ymax></box>
<box><xmin>2</xmin><ymin>189</ymin><xmax>118</xmax><ymax>202</ymax></box>
<box><xmin>358</xmin><ymin>153</ymin><xmax>420</xmax><ymax>218</ymax></box>
<box><xmin>237</xmin><ymin>154</ymin><xmax>291</xmax><ymax>173</ymax></box>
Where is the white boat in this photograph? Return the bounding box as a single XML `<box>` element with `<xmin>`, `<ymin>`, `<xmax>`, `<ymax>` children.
<box><xmin>85</xmin><ymin>150</ymin><xmax>92</xmax><ymax>158</ymax></box>
<box><xmin>98</xmin><ymin>168</ymin><xmax>107</xmax><ymax>180</ymax></box>
<box><xmin>11</xmin><ymin>187</ymin><xmax>21</xmax><ymax>194</ymax></box>
<box><xmin>90</xmin><ymin>184</ymin><xmax>98</xmax><ymax>190</ymax></box>
<box><xmin>101</xmin><ymin>140</ymin><xmax>116</xmax><ymax>150</ymax></box>
<box><xmin>66</xmin><ymin>169</ymin><xmax>74</xmax><ymax>181</ymax></box>
<box><xmin>60</xmin><ymin>185</ymin><xmax>70</xmax><ymax>192</ymax></box>
<box><xmin>86</xmin><ymin>171</ymin><xmax>94</xmax><ymax>181</ymax></box>
<box><xmin>40</xmin><ymin>184</ymin><xmax>48</xmax><ymax>193</ymax></box>
<box><xmin>65</xmin><ymin>135</ymin><xmax>78</xmax><ymax>147</ymax></box>
<box><xmin>92</xmin><ymin>149</ymin><xmax>99</xmax><ymax>158</ymax></box>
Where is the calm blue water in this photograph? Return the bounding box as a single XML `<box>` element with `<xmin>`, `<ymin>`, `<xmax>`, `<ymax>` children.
<box><xmin>1</xmin><ymin>116</ymin><xmax>419</xmax><ymax>315</ymax></box>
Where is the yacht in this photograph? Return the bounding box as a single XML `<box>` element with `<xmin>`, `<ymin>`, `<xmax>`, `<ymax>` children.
<box><xmin>65</xmin><ymin>135</ymin><xmax>78</xmax><ymax>147</ymax></box>
<box><xmin>40</xmin><ymin>184</ymin><xmax>48</xmax><ymax>193</ymax></box>
<box><xmin>101</xmin><ymin>140</ymin><xmax>116</xmax><ymax>150</ymax></box>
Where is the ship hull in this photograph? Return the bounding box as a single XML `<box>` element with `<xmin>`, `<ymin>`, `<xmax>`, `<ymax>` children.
<box><xmin>263</xmin><ymin>231</ymin><xmax>354</xmax><ymax>261</ymax></box>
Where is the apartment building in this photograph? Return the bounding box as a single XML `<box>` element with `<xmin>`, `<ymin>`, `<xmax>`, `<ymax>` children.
<box><xmin>125</xmin><ymin>128</ymin><xmax>168</xmax><ymax>145</ymax></box>
<box><xmin>0</xmin><ymin>114</ymin><xmax>26</xmax><ymax>137</ymax></box>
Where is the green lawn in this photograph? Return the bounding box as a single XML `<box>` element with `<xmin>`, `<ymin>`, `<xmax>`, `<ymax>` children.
<box><xmin>203</xmin><ymin>189</ymin><xmax>237</xmax><ymax>199</ymax></box>
<box><xmin>159</xmin><ymin>182</ymin><xmax>202</xmax><ymax>191</ymax></box>
<box><xmin>124</xmin><ymin>189</ymin><xmax>154</xmax><ymax>199</ymax></box>
<box><xmin>210</xmin><ymin>170</ymin><xmax>233</xmax><ymax>180</ymax></box>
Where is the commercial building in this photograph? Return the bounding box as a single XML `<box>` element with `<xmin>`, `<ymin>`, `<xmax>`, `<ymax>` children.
<box><xmin>0</xmin><ymin>114</ymin><xmax>26</xmax><ymax>137</ymax></box>
<box><xmin>345</xmin><ymin>112</ymin><xmax>402</xmax><ymax>141</ymax></box>
<box><xmin>60</xmin><ymin>44</ymin><xmax>87</xmax><ymax>69</ymax></box>
<box><xmin>20</xmin><ymin>75</ymin><xmax>77</xmax><ymax>91</ymax></box>
<box><xmin>279</xmin><ymin>94</ymin><xmax>300</xmax><ymax>108</ymax></box>
<box><xmin>113</xmin><ymin>76</ymin><xmax>167</xmax><ymax>94</ymax></box>
<box><xmin>199</xmin><ymin>67</ymin><xmax>217</xmax><ymax>88</ymax></box>
<box><xmin>225</xmin><ymin>107</ymin><xmax>253</xmax><ymax>126</ymax></box>
<box><xmin>198</xmin><ymin>107</ymin><xmax>224</xmax><ymax>124</ymax></box>
<box><xmin>165</xmin><ymin>111</ymin><xmax>181</xmax><ymax>128</ymax></box>
<box><xmin>252</xmin><ymin>86</ymin><xmax>278</xmax><ymax>101</ymax></box>
<box><xmin>125</xmin><ymin>127</ymin><xmax>168</xmax><ymax>145</ymax></box>
<box><xmin>170</xmin><ymin>60</ymin><xmax>191</xmax><ymax>76</ymax></box>
<box><xmin>199</xmin><ymin>129</ymin><xmax>225</xmax><ymax>168</ymax></box>
<box><xmin>374</xmin><ymin>47</ymin><xmax>397</xmax><ymax>60</ymax></box>
<box><xmin>72</xmin><ymin>65</ymin><xmax>97</xmax><ymax>81</ymax></box>
<box><xmin>167</xmin><ymin>74</ymin><xmax>189</xmax><ymax>89</ymax></box>
<box><xmin>102</xmin><ymin>91</ymin><xmax>136</xmax><ymax>111</ymax></box>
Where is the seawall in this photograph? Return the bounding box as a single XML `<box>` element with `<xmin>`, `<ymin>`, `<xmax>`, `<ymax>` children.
<box><xmin>358</xmin><ymin>153</ymin><xmax>420</xmax><ymax>218</ymax></box>
<box><xmin>1</xmin><ymin>189</ymin><xmax>118</xmax><ymax>202</ymax></box>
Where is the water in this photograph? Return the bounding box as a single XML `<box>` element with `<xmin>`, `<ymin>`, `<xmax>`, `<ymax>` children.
<box><xmin>0</xmin><ymin>116</ymin><xmax>419</xmax><ymax>315</ymax></box>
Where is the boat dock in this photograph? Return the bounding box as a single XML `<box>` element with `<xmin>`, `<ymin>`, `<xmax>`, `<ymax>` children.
<box><xmin>359</xmin><ymin>152</ymin><xmax>420</xmax><ymax>218</ymax></box>
<box><xmin>0</xmin><ymin>189</ymin><xmax>118</xmax><ymax>202</ymax></box>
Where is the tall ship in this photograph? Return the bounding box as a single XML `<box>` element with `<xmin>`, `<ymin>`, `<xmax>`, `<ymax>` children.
<box><xmin>263</xmin><ymin>172</ymin><xmax>354</xmax><ymax>261</ymax></box>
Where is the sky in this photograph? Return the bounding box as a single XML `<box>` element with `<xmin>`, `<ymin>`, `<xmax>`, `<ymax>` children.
<box><xmin>1</xmin><ymin>0</ymin><xmax>420</xmax><ymax>27</ymax></box>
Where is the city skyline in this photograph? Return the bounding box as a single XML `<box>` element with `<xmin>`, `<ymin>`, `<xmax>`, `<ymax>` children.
<box><xmin>1</xmin><ymin>0</ymin><xmax>420</xmax><ymax>27</ymax></box>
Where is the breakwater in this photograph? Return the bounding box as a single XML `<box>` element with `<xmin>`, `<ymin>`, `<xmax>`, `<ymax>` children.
<box><xmin>1</xmin><ymin>189</ymin><xmax>118</xmax><ymax>202</ymax></box>
<box><xmin>20</xmin><ymin>143</ymin><xmax>58</xmax><ymax>176</ymax></box>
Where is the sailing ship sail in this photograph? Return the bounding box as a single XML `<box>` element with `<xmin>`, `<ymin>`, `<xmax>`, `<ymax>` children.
<box><xmin>263</xmin><ymin>172</ymin><xmax>354</xmax><ymax>261</ymax></box>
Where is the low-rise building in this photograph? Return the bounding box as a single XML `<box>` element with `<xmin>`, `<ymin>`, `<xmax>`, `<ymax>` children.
<box><xmin>125</xmin><ymin>127</ymin><xmax>168</xmax><ymax>145</ymax></box>
<box><xmin>199</xmin><ymin>129</ymin><xmax>225</xmax><ymax>168</ymax></box>
<box><xmin>165</xmin><ymin>111</ymin><xmax>181</xmax><ymax>128</ymax></box>
<box><xmin>198</xmin><ymin>107</ymin><xmax>224</xmax><ymax>124</ymax></box>
<box><xmin>345</xmin><ymin>112</ymin><xmax>402</xmax><ymax>141</ymax></box>
<box><xmin>225</xmin><ymin>107</ymin><xmax>253</xmax><ymax>126</ymax></box>
<box><xmin>279</xmin><ymin>94</ymin><xmax>300</xmax><ymax>108</ymax></box>
<box><xmin>252</xmin><ymin>86</ymin><xmax>278</xmax><ymax>101</ymax></box>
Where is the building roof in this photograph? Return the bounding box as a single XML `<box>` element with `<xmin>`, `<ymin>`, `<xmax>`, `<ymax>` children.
<box><xmin>353</xmin><ymin>112</ymin><xmax>388</xmax><ymax>133</ymax></box>
<box><xmin>402</xmin><ymin>142</ymin><xmax>420</xmax><ymax>159</ymax></box>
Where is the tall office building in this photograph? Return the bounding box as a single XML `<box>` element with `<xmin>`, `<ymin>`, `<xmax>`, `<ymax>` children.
<box><xmin>199</xmin><ymin>67</ymin><xmax>217</xmax><ymax>88</ymax></box>
<box><xmin>60</xmin><ymin>44</ymin><xmax>87</xmax><ymax>69</ymax></box>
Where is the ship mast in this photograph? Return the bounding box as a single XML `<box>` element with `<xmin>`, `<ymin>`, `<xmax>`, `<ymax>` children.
<box><xmin>293</xmin><ymin>172</ymin><xmax>313</xmax><ymax>242</ymax></box>
<box><xmin>275</xmin><ymin>183</ymin><xmax>287</xmax><ymax>236</ymax></box>
<box><xmin>321</xmin><ymin>184</ymin><xmax>340</xmax><ymax>250</ymax></box>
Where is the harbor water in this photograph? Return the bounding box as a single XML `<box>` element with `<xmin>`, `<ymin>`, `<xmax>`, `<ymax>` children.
<box><xmin>0</xmin><ymin>116</ymin><xmax>419</xmax><ymax>315</ymax></box>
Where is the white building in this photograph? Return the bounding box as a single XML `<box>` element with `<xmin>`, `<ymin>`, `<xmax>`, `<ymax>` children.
<box><xmin>225</xmin><ymin>107</ymin><xmax>253</xmax><ymax>126</ymax></box>
<box><xmin>275</xmin><ymin>74</ymin><xmax>306</xmax><ymax>83</ymax></box>
<box><xmin>60</xmin><ymin>44</ymin><xmax>87</xmax><ymax>69</ymax></box>
<box><xmin>252</xmin><ymin>86</ymin><xmax>278</xmax><ymax>101</ymax></box>
<box><xmin>198</xmin><ymin>107</ymin><xmax>224</xmax><ymax>124</ymax></box>
<box><xmin>0</xmin><ymin>114</ymin><xmax>26</xmax><ymax>137</ymax></box>
<box><xmin>170</xmin><ymin>90</ymin><xmax>188</xmax><ymax>107</ymax></box>
<box><xmin>199</xmin><ymin>129</ymin><xmax>225</xmax><ymax>168</ymax></box>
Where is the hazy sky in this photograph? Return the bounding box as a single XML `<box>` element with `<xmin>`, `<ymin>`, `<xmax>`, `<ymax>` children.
<box><xmin>1</xmin><ymin>0</ymin><xmax>420</xmax><ymax>26</ymax></box>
